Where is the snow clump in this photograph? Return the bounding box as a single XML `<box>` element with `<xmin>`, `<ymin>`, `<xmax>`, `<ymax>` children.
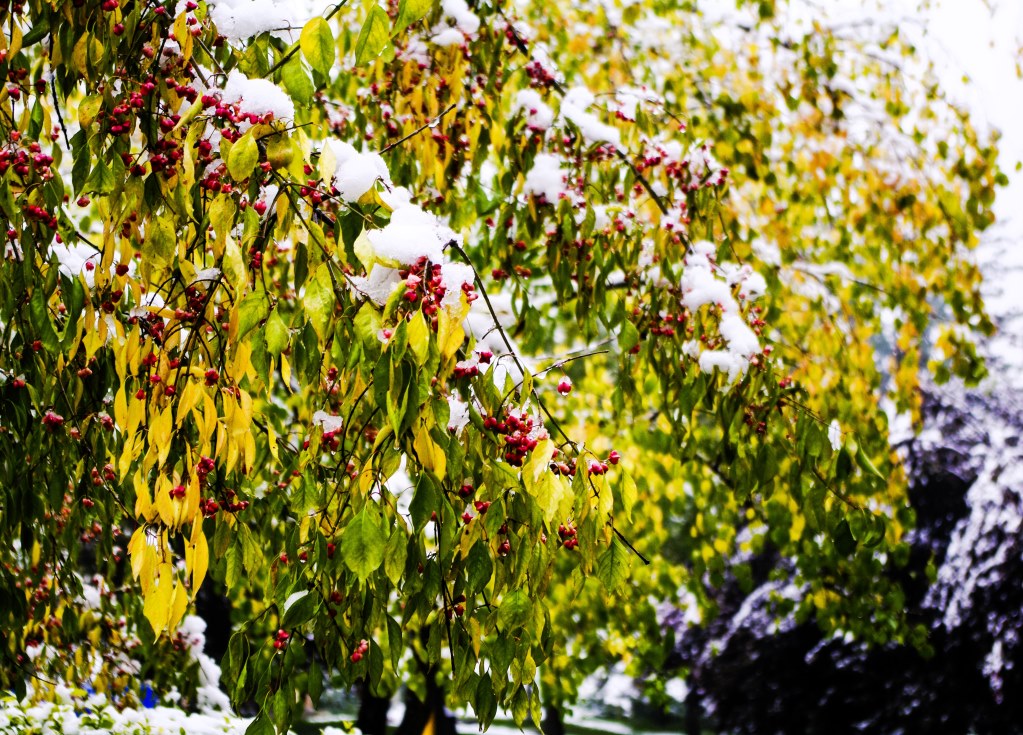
<box><xmin>221</xmin><ymin>70</ymin><xmax>294</xmax><ymax>121</ymax></box>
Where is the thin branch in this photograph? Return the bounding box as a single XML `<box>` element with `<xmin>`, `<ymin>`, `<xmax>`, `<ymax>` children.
<box><xmin>613</xmin><ymin>526</ymin><xmax>650</xmax><ymax>565</ymax></box>
<box><xmin>447</xmin><ymin>240</ymin><xmax>576</xmax><ymax>449</ymax></box>
<box><xmin>381</xmin><ymin>103</ymin><xmax>457</xmax><ymax>154</ymax></box>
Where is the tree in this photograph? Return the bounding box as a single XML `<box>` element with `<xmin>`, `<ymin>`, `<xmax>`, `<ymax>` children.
<box><xmin>0</xmin><ymin>0</ymin><xmax>999</xmax><ymax>732</ymax></box>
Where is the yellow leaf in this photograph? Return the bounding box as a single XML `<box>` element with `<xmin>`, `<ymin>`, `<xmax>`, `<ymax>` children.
<box><xmin>185</xmin><ymin>475</ymin><xmax>200</xmax><ymax>524</ymax></box>
<box><xmin>144</xmin><ymin>563</ymin><xmax>174</xmax><ymax>634</ymax></box>
<box><xmin>190</xmin><ymin>526</ymin><xmax>209</xmax><ymax>596</ymax></box>
<box><xmin>437</xmin><ymin>309</ymin><xmax>465</xmax><ymax>361</ymax></box>
<box><xmin>155</xmin><ymin>406</ymin><xmax>175</xmax><ymax>468</ymax></box>
<box><xmin>72</xmin><ymin>32</ymin><xmax>91</xmax><ymax>76</ymax></box>
<box><xmin>407</xmin><ymin>310</ymin><xmax>430</xmax><ymax>366</ymax></box>
<box><xmin>177</xmin><ymin>381</ymin><xmax>201</xmax><ymax>425</ymax></box>
<box><xmin>134</xmin><ymin>471</ymin><xmax>155</xmax><ymax>523</ymax></box>
<box><xmin>139</xmin><ymin>542</ymin><xmax>157</xmax><ymax>596</ymax></box>
<box><xmin>128</xmin><ymin>527</ymin><xmax>146</xmax><ymax>579</ymax></box>
<box><xmin>114</xmin><ymin>385</ymin><xmax>128</xmax><ymax>430</ymax></box>
<box><xmin>169</xmin><ymin>578</ymin><xmax>188</xmax><ymax>631</ymax></box>
<box><xmin>414</xmin><ymin>423</ymin><xmax>446</xmax><ymax>480</ymax></box>
<box><xmin>267</xmin><ymin>423</ymin><xmax>279</xmax><ymax>461</ymax></box>
<box><xmin>156</xmin><ymin>475</ymin><xmax>176</xmax><ymax>527</ymax></box>
<box><xmin>281</xmin><ymin>353</ymin><xmax>293</xmax><ymax>390</ymax></box>
<box><xmin>172</xmin><ymin>12</ymin><xmax>193</xmax><ymax>63</ymax></box>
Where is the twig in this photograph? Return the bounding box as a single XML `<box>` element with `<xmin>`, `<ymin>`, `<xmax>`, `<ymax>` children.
<box><xmin>381</xmin><ymin>103</ymin><xmax>457</xmax><ymax>153</ymax></box>
<box><xmin>447</xmin><ymin>240</ymin><xmax>576</xmax><ymax>449</ymax></box>
<box><xmin>613</xmin><ymin>526</ymin><xmax>650</xmax><ymax>565</ymax></box>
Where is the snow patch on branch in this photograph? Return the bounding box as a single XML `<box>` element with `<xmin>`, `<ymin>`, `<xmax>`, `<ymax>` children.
<box><xmin>207</xmin><ymin>0</ymin><xmax>294</xmax><ymax>42</ymax></box>
<box><xmin>515</xmin><ymin>89</ymin><xmax>556</xmax><ymax>131</ymax></box>
<box><xmin>327</xmin><ymin>140</ymin><xmax>391</xmax><ymax>203</ymax></box>
<box><xmin>523</xmin><ymin>153</ymin><xmax>569</xmax><ymax>203</ymax></box>
<box><xmin>368</xmin><ymin>188</ymin><xmax>461</xmax><ymax>265</ymax></box>
<box><xmin>221</xmin><ymin>70</ymin><xmax>294</xmax><ymax>121</ymax></box>
<box><xmin>432</xmin><ymin>0</ymin><xmax>481</xmax><ymax>45</ymax></box>
<box><xmin>560</xmin><ymin>86</ymin><xmax>621</xmax><ymax>147</ymax></box>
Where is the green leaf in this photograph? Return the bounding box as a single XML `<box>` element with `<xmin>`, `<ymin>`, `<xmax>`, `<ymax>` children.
<box><xmin>387</xmin><ymin>615</ymin><xmax>403</xmax><ymax>669</ymax></box>
<box><xmin>236</xmin><ymin>288</ymin><xmax>269</xmax><ymax>341</ymax></box>
<box><xmin>71</xmin><ymin>148</ymin><xmax>91</xmax><ymax>196</ymax></box>
<box><xmin>84</xmin><ymin>157</ymin><xmax>114</xmax><ymax>194</ymax></box>
<box><xmin>280</xmin><ymin>55</ymin><xmax>314</xmax><ymax>106</ymax></box>
<box><xmin>354</xmin><ymin>5</ymin><xmax>391</xmax><ymax>67</ymax></box>
<box><xmin>383</xmin><ymin>529</ymin><xmax>407</xmax><ymax>586</ymax></box>
<box><xmin>341</xmin><ymin>507</ymin><xmax>387</xmax><ymax>582</ymax></box>
<box><xmin>395</xmin><ymin>0</ymin><xmax>433</xmax><ymax>34</ymax></box>
<box><xmin>265</xmin><ymin>309</ymin><xmax>290</xmax><ymax>356</ymax></box>
<box><xmin>302</xmin><ymin>264</ymin><xmax>335</xmax><ymax>339</ymax></box>
<box><xmin>307</xmin><ymin>660</ymin><xmax>324</xmax><ymax>707</ymax></box>
<box><xmin>619</xmin><ymin>470</ymin><xmax>637</xmax><ymax>522</ymax></box>
<box><xmin>227</xmin><ymin>131</ymin><xmax>259</xmax><ymax>181</ymax></box>
<box><xmin>281</xmin><ymin>590</ymin><xmax>316</xmax><ymax>629</ymax></box>
<box><xmin>832</xmin><ymin>518</ymin><xmax>856</xmax><ymax>556</ymax></box>
<box><xmin>497</xmin><ymin>589</ymin><xmax>531</xmax><ymax>631</ymax></box>
<box><xmin>855</xmin><ymin>447</ymin><xmax>887</xmax><ymax>481</ymax></box>
<box><xmin>596</xmin><ymin>537</ymin><xmax>630</xmax><ymax>593</ymax></box>
<box><xmin>29</xmin><ymin>289</ymin><xmax>59</xmax><ymax>354</ymax></box>
<box><xmin>619</xmin><ymin>320</ymin><xmax>640</xmax><ymax>352</ymax></box>
<box><xmin>475</xmin><ymin>673</ymin><xmax>498</xmax><ymax>728</ymax></box>
<box><xmin>224</xmin><ymin>545</ymin><xmax>243</xmax><ymax>588</ymax></box>
<box><xmin>0</xmin><ymin>179</ymin><xmax>15</xmax><ymax>220</ymax></box>
<box><xmin>300</xmin><ymin>17</ymin><xmax>335</xmax><ymax>76</ymax></box>
<box><xmin>143</xmin><ymin>214</ymin><xmax>177</xmax><ymax>272</ymax></box>
<box><xmin>466</xmin><ymin>541</ymin><xmax>492</xmax><ymax>594</ymax></box>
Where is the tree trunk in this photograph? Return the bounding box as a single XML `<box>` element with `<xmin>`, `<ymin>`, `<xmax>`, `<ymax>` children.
<box><xmin>356</xmin><ymin>680</ymin><xmax>391</xmax><ymax>735</ymax></box>
<box><xmin>684</xmin><ymin>689</ymin><xmax>703</xmax><ymax>735</ymax></box>
<box><xmin>541</xmin><ymin>703</ymin><xmax>565</xmax><ymax>735</ymax></box>
<box><xmin>396</xmin><ymin>667</ymin><xmax>458</xmax><ymax>735</ymax></box>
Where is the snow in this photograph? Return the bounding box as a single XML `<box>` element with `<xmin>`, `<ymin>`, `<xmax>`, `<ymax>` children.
<box><xmin>367</xmin><ymin>190</ymin><xmax>461</xmax><ymax>266</ymax></box>
<box><xmin>220</xmin><ymin>70</ymin><xmax>294</xmax><ymax>121</ymax></box>
<box><xmin>327</xmin><ymin>140</ymin><xmax>391</xmax><ymax>203</ymax></box>
<box><xmin>0</xmin><ymin>697</ymin><xmax>250</xmax><ymax>734</ymax></box>
<box><xmin>439</xmin><ymin>261</ymin><xmax>475</xmax><ymax>305</ymax></box>
<box><xmin>51</xmin><ymin>242</ymin><xmax>100</xmax><ymax>286</ymax></box>
<box><xmin>431</xmin><ymin>0</ymin><xmax>481</xmax><ymax>45</ymax></box>
<box><xmin>431</xmin><ymin>27</ymin><xmax>465</xmax><ymax>47</ymax></box>
<box><xmin>447</xmin><ymin>394</ymin><xmax>470</xmax><ymax>432</ymax></box>
<box><xmin>514</xmin><ymin>89</ymin><xmax>555</xmax><ymax>131</ymax></box>
<box><xmin>522</xmin><ymin>153</ymin><xmax>568</xmax><ymax>203</ymax></box>
<box><xmin>560</xmin><ymin>86</ymin><xmax>621</xmax><ymax>147</ymax></box>
<box><xmin>680</xmin><ymin>241</ymin><xmax>736</xmax><ymax>313</ymax></box>
<box><xmin>348</xmin><ymin>266</ymin><xmax>401</xmax><ymax>305</ymax></box>
<box><xmin>828</xmin><ymin>420</ymin><xmax>842</xmax><ymax>451</ymax></box>
<box><xmin>718</xmin><ymin>313</ymin><xmax>760</xmax><ymax>357</ymax></box>
<box><xmin>207</xmin><ymin>0</ymin><xmax>294</xmax><ymax>42</ymax></box>
<box><xmin>312</xmin><ymin>411</ymin><xmax>344</xmax><ymax>433</ymax></box>
<box><xmin>442</xmin><ymin>0</ymin><xmax>480</xmax><ymax>35</ymax></box>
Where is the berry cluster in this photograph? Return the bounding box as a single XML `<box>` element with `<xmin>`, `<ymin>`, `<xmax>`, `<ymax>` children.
<box><xmin>0</xmin><ymin>140</ymin><xmax>54</xmax><ymax>184</ymax></box>
<box><xmin>557</xmin><ymin>523</ymin><xmax>578</xmax><ymax>550</ymax></box>
<box><xmin>41</xmin><ymin>411</ymin><xmax>65</xmax><ymax>431</ymax></box>
<box><xmin>397</xmin><ymin>257</ymin><xmax>479</xmax><ymax>330</ymax></box>
<box><xmin>350</xmin><ymin>638</ymin><xmax>369</xmax><ymax>662</ymax></box>
<box><xmin>272</xmin><ymin>629</ymin><xmax>290</xmax><ymax>650</ymax></box>
<box><xmin>445</xmin><ymin>594</ymin><xmax>467</xmax><ymax>619</ymax></box>
<box><xmin>482</xmin><ymin>408</ymin><xmax>547</xmax><ymax>467</ymax></box>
